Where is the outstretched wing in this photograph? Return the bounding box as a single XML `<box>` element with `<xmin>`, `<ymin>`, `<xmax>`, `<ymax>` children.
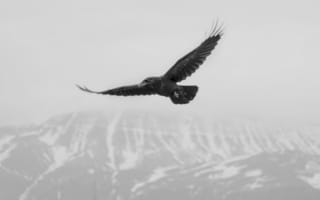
<box><xmin>76</xmin><ymin>84</ymin><xmax>156</xmax><ymax>96</ymax></box>
<box><xmin>164</xmin><ymin>23</ymin><xmax>223</xmax><ymax>82</ymax></box>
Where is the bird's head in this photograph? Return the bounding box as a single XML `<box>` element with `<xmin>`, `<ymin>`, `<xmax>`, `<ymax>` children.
<box><xmin>140</xmin><ymin>77</ymin><xmax>160</xmax><ymax>88</ymax></box>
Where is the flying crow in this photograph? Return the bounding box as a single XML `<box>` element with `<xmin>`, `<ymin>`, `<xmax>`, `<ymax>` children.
<box><xmin>77</xmin><ymin>23</ymin><xmax>223</xmax><ymax>104</ymax></box>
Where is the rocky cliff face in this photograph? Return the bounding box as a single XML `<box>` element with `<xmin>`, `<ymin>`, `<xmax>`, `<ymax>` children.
<box><xmin>1</xmin><ymin>111</ymin><xmax>320</xmax><ymax>200</ymax></box>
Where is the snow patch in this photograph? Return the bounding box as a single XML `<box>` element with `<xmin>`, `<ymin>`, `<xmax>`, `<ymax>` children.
<box><xmin>105</xmin><ymin>112</ymin><xmax>122</xmax><ymax>169</ymax></box>
<box><xmin>245</xmin><ymin>169</ymin><xmax>262</xmax><ymax>177</ymax></box>
<box><xmin>20</xmin><ymin>130</ymin><xmax>40</xmax><ymax>137</ymax></box>
<box><xmin>119</xmin><ymin>150</ymin><xmax>139</xmax><ymax>170</ymax></box>
<box><xmin>0</xmin><ymin>135</ymin><xmax>15</xmax><ymax>150</ymax></box>
<box><xmin>19</xmin><ymin>146</ymin><xmax>73</xmax><ymax>200</ymax></box>
<box><xmin>215</xmin><ymin>165</ymin><xmax>243</xmax><ymax>179</ymax></box>
<box><xmin>0</xmin><ymin>144</ymin><xmax>16</xmax><ymax>163</ymax></box>
<box><xmin>132</xmin><ymin>167</ymin><xmax>173</xmax><ymax>192</ymax></box>
<box><xmin>300</xmin><ymin>173</ymin><xmax>320</xmax><ymax>190</ymax></box>
<box><xmin>244</xmin><ymin>177</ymin><xmax>266</xmax><ymax>190</ymax></box>
<box><xmin>49</xmin><ymin>146</ymin><xmax>70</xmax><ymax>171</ymax></box>
<box><xmin>88</xmin><ymin>168</ymin><xmax>95</xmax><ymax>174</ymax></box>
<box><xmin>87</xmin><ymin>149</ymin><xmax>94</xmax><ymax>159</ymax></box>
<box><xmin>39</xmin><ymin>130</ymin><xmax>60</xmax><ymax>146</ymax></box>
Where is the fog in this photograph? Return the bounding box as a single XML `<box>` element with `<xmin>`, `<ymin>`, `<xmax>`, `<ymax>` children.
<box><xmin>1</xmin><ymin>0</ymin><xmax>320</xmax><ymax>125</ymax></box>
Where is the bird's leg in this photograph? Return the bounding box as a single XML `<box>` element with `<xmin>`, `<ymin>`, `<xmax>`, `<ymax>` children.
<box><xmin>173</xmin><ymin>90</ymin><xmax>180</xmax><ymax>98</ymax></box>
<box><xmin>173</xmin><ymin>88</ymin><xmax>187</xmax><ymax>99</ymax></box>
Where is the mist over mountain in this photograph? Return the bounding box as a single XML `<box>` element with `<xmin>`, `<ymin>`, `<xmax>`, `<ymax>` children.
<box><xmin>1</xmin><ymin>110</ymin><xmax>320</xmax><ymax>200</ymax></box>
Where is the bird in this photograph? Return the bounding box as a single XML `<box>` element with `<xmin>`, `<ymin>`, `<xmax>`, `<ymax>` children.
<box><xmin>77</xmin><ymin>23</ymin><xmax>223</xmax><ymax>104</ymax></box>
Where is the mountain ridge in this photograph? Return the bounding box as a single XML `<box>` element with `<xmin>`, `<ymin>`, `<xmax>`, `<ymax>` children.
<box><xmin>0</xmin><ymin>110</ymin><xmax>320</xmax><ymax>200</ymax></box>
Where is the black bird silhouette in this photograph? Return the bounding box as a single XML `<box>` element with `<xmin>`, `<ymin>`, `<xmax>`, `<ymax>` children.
<box><xmin>77</xmin><ymin>24</ymin><xmax>223</xmax><ymax>104</ymax></box>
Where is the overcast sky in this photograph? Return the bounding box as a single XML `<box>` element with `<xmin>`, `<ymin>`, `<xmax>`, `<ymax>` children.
<box><xmin>1</xmin><ymin>0</ymin><xmax>320</xmax><ymax>125</ymax></box>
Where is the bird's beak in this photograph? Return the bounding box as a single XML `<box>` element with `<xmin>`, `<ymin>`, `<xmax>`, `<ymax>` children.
<box><xmin>139</xmin><ymin>82</ymin><xmax>147</xmax><ymax>87</ymax></box>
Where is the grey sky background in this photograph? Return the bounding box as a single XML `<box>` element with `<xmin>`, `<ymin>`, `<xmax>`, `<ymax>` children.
<box><xmin>1</xmin><ymin>0</ymin><xmax>320</xmax><ymax>125</ymax></box>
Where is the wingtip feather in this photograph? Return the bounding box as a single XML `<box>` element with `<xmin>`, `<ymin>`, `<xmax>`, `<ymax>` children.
<box><xmin>209</xmin><ymin>20</ymin><xmax>224</xmax><ymax>38</ymax></box>
<box><xmin>76</xmin><ymin>84</ymin><xmax>98</xmax><ymax>94</ymax></box>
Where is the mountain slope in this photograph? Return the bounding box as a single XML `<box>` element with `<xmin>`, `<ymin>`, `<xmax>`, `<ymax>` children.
<box><xmin>0</xmin><ymin>111</ymin><xmax>320</xmax><ymax>200</ymax></box>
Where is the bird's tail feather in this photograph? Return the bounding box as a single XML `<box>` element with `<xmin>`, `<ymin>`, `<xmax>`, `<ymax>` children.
<box><xmin>170</xmin><ymin>85</ymin><xmax>198</xmax><ymax>104</ymax></box>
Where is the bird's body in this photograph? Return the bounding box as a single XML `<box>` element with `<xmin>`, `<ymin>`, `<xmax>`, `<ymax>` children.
<box><xmin>151</xmin><ymin>77</ymin><xmax>178</xmax><ymax>97</ymax></box>
<box><xmin>142</xmin><ymin>77</ymin><xmax>198</xmax><ymax>104</ymax></box>
<box><xmin>77</xmin><ymin>23</ymin><xmax>223</xmax><ymax>104</ymax></box>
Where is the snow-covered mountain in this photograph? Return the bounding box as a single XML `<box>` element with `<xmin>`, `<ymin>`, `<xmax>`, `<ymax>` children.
<box><xmin>1</xmin><ymin>111</ymin><xmax>320</xmax><ymax>200</ymax></box>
